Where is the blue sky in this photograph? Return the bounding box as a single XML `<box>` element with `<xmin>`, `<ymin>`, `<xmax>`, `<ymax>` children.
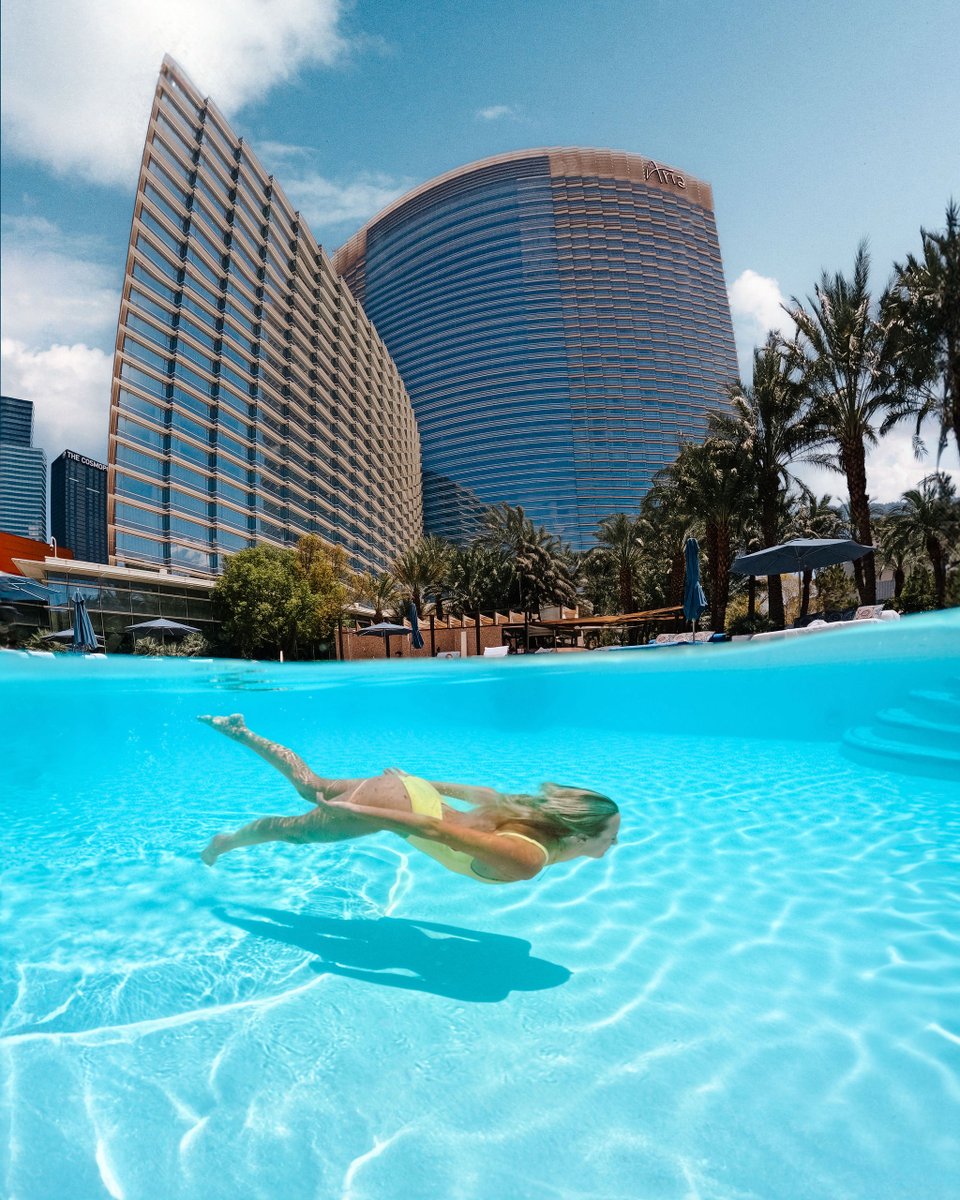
<box><xmin>2</xmin><ymin>0</ymin><xmax>958</xmax><ymax>503</ymax></box>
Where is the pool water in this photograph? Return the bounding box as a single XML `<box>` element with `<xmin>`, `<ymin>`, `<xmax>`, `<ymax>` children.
<box><xmin>2</xmin><ymin>612</ymin><xmax>958</xmax><ymax>1200</ymax></box>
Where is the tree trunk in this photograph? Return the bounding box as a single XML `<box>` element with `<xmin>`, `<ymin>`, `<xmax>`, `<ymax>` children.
<box><xmin>669</xmin><ymin>549</ymin><xmax>684</xmax><ymax>607</ymax></box>
<box><xmin>705</xmin><ymin>521</ymin><xmax>731</xmax><ymax>632</ymax></box>
<box><xmin>761</xmin><ymin>498</ymin><xmax>785</xmax><ymax>627</ymax></box>
<box><xmin>800</xmin><ymin>569</ymin><xmax>812</xmax><ymax>619</ymax></box>
<box><xmin>894</xmin><ymin>565</ymin><xmax>905</xmax><ymax>600</ymax></box>
<box><xmin>844</xmin><ymin>439</ymin><xmax>876</xmax><ymax>604</ymax></box>
<box><xmin>747</xmin><ymin>576</ymin><xmax>756</xmax><ymax>620</ymax></box>
<box><xmin>927</xmin><ymin>537</ymin><xmax>947</xmax><ymax>608</ymax></box>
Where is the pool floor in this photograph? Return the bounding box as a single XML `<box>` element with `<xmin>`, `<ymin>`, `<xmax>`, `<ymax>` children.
<box><xmin>2</xmin><ymin>644</ymin><xmax>959</xmax><ymax>1199</ymax></box>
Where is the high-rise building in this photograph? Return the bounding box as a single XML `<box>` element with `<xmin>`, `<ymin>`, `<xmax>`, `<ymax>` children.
<box><xmin>107</xmin><ymin>57</ymin><xmax>422</xmax><ymax>577</ymax></box>
<box><xmin>334</xmin><ymin>149</ymin><xmax>739</xmax><ymax>549</ymax></box>
<box><xmin>0</xmin><ymin>395</ymin><xmax>47</xmax><ymax>541</ymax></box>
<box><xmin>51</xmin><ymin>449</ymin><xmax>108</xmax><ymax>563</ymax></box>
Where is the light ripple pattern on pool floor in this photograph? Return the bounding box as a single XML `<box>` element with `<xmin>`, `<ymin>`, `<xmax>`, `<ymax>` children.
<box><xmin>2</xmin><ymin>615</ymin><xmax>959</xmax><ymax>1199</ymax></box>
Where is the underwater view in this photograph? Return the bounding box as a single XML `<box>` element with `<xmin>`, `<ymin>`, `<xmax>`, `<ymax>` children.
<box><xmin>2</xmin><ymin>612</ymin><xmax>959</xmax><ymax>1200</ymax></box>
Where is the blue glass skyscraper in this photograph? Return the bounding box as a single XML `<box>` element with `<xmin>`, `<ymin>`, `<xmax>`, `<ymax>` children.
<box><xmin>334</xmin><ymin>149</ymin><xmax>739</xmax><ymax>549</ymax></box>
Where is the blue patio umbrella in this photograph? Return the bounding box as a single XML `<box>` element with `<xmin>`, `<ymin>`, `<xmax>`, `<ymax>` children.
<box><xmin>409</xmin><ymin>602</ymin><xmax>425</xmax><ymax>650</ymax></box>
<box><xmin>683</xmin><ymin>538</ymin><xmax>708</xmax><ymax>639</ymax></box>
<box><xmin>71</xmin><ymin>590</ymin><xmax>99</xmax><ymax>653</ymax></box>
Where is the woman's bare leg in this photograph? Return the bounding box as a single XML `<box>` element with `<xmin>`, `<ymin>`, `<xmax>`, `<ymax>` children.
<box><xmin>198</xmin><ymin>714</ymin><xmax>363</xmax><ymax>805</ymax></box>
<box><xmin>201</xmin><ymin>803</ymin><xmax>373</xmax><ymax>866</ymax></box>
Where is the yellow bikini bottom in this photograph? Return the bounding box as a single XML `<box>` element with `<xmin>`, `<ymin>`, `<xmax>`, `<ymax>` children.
<box><xmin>399</xmin><ymin>774</ymin><xmax>549</xmax><ymax>884</ymax></box>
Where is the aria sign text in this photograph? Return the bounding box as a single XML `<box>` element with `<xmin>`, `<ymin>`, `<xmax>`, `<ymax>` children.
<box><xmin>644</xmin><ymin>160</ymin><xmax>686</xmax><ymax>189</ymax></box>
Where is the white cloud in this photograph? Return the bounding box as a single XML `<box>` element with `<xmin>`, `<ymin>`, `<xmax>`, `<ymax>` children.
<box><xmin>1</xmin><ymin>218</ymin><xmax>120</xmax><ymax>347</ymax></box>
<box><xmin>0</xmin><ymin>218</ymin><xmax>118</xmax><ymax>464</ymax></box>
<box><xmin>792</xmin><ymin>421</ymin><xmax>960</xmax><ymax>505</ymax></box>
<box><xmin>278</xmin><ymin>169</ymin><xmax>413</xmax><ymax>238</ymax></box>
<box><xmin>476</xmin><ymin>105</ymin><xmax>518</xmax><ymax>121</ymax></box>
<box><xmin>0</xmin><ymin>0</ymin><xmax>348</xmax><ymax>187</ymax></box>
<box><xmin>1</xmin><ymin>338</ymin><xmax>112</xmax><ymax>464</ymax></box>
<box><xmin>727</xmin><ymin>269</ymin><xmax>794</xmax><ymax>378</ymax></box>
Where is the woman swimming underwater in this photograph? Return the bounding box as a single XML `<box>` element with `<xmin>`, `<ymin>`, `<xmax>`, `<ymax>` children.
<box><xmin>198</xmin><ymin>715</ymin><xmax>619</xmax><ymax>884</ymax></box>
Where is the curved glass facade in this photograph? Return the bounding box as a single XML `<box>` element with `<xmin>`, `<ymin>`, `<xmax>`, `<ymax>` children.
<box><xmin>108</xmin><ymin>58</ymin><xmax>421</xmax><ymax>577</ymax></box>
<box><xmin>334</xmin><ymin>149</ymin><xmax>738</xmax><ymax>549</ymax></box>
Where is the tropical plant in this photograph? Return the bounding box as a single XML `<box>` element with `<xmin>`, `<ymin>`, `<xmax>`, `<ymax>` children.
<box><xmin>668</xmin><ymin>435</ymin><xmax>752</xmax><ymax>631</ymax></box>
<box><xmin>881</xmin><ymin>201</ymin><xmax>960</xmax><ymax>460</ymax></box>
<box><xmin>391</xmin><ymin>534</ymin><xmax>452</xmax><ymax>617</ymax></box>
<box><xmin>479</xmin><ymin>502</ymin><xmax>577</xmax><ymax>615</ymax></box>
<box><xmin>786</xmin><ymin>243</ymin><xmax>895</xmax><ymax>604</ymax></box>
<box><xmin>886</xmin><ymin>472</ymin><xmax>960</xmax><ymax>609</ymax></box>
<box><xmin>789</xmin><ymin>489</ymin><xmax>845</xmax><ymax>619</ymax></box>
<box><xmin>713</xmin><ymin>336</ymin><xmax>813</xmax><ymax>626</ymax></box>
<box><xmin>873</xmin><ymin>512</ymin><xmax>917</xmax><ymax>604</ymax></box>
<box><xmin>592</xmin><ymin>513</ymin><xmax>642</xmax><ymax>615</ymax></box>
<box><xmin>635</xmin><ymin>476</ymin><xmax>690</xmax><ymax>610</ymax></box>
<box><xmin>352</xmin><ymin>571</ymin><xmax>401</xmax><ymax>623</ymax></box>
<box><xmin>444</xmin><ymin>543</ymin><xmax>514</xmax><ymax>617</ymax></box>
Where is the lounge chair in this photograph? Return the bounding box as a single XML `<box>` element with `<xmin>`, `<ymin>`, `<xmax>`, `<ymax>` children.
<box><xmin>483</xmin><ymin>645</ymin><xmax>509</xmax><ymax>657</ymax></box>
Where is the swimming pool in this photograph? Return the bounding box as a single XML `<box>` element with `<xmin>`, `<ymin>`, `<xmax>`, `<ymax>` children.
<box><xmin>2</xmin><ymin>611</ymin><xmax>958</xmax><ymax>1200</ymax></box>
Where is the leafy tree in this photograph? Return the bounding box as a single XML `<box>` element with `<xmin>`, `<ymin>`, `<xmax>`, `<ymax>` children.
<box><xmin>881</xmin><ymin>201</ymin><xmax>960</xmax><ymax>460</ymax></box>
<box><xmin>714</xmin><ymin>336</ymin><xmax>813</xmax><ymax>626</ymax></box>
<box><xmin>213</xmin><ymin>538</ymin><xmax>352</xmax><ymax>659</ymax></box>
<box><xmin>813</xmin><ymin>564</ymin><xmax>859</xmax><ymax>612</ymax></box>
<box><xmin>296</xmin><ymin>535</ymin><xmax>355</xmax><ymax>635</ymax></box>
<box><xmin>900</xmin><ymin>565</ymin><xmax>936</xmax><ymax>613</ymax></box>
<box><xmin>886</xmin><ymin>472</ymin><xmax>960</xmax><ymax>609</ymax></box>
<box><xmin>212</xmin><ymin>545</ymin><xmax>318</xmax><ymax>659</ymax></box>
<box><xmin>873</xmin><ymin>513</ymin><xmax>918</xmax><ymax>604</ymax></box>
<box><xmin>786</xmin><ymin>244</ymin><xmax>895</xmax><ymax>604</ymax></box>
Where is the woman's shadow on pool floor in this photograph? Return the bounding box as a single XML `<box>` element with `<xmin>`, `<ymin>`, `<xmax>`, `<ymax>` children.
<box><xmin>212</xmin><ymin>905</ymin><xmax>571</xmax><ymax>1003</ymax></box>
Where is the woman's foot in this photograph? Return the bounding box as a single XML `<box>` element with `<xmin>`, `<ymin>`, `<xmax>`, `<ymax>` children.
<box><xmin>201</xmin><ymin>834</ymin><xmax>231</xmax><ymax>866</ymax></box>
<box><xmin>198</xmin><ymin>713</ymin><xmax>246</xmax><ymax>737</ymax></box>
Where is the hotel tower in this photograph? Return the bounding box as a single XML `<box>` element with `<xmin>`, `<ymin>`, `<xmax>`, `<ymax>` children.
<box><xmin>108</xmin><ymin>57</ymin><xmax>421</xmax><ymax>576</ymax></box>
<box><xmin>334</xmin><ymin>150</ymin><xmax>738</xmax><ymax>549</ymax></box>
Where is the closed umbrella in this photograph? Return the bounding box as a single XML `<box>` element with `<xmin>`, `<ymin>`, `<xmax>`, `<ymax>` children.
<box><xmin>357</xmin><ymin>621</ymin><xmax>412</xmax><ymax>658</ymax></box>
<box><xmin>683</xmin><ymin>538</ymin><xmax>708</xmax><ymax>641</ymax></box>
<box><xmin>409</xmin><ymin>602</ymin><xmax>425</xmax><ymax>650</ymax></box>
<box><xmin>71</xmin><ymin>590</ymin><xmax>99</xmax><ymax>653</ymax></box>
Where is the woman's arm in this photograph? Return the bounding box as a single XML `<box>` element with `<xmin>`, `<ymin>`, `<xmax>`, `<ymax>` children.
<box><xmin>326</xmin><ymin>799</ymin><xmax>543</xmax><ymax>881</ymax></box>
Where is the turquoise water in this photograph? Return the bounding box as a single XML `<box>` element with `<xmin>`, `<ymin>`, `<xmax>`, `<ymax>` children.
<box><xmin>2</xmin><ymin>613</ymin><xmax>959</xmax><ymax>1200</ymax></box>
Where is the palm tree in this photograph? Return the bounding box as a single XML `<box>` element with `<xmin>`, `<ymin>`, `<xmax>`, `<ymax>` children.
<box><xmin>712</xmin><ymin>336</ymin><xmax>813</xmax><ymax>626</ymax></box>
<box><xmin>594</xmin><ymin>513</ymin><xmax>642</xmax><ymax>614</ymax></box>
<box><xmin>789</xmin><ymin>489</ymin><xmax>844</xmax><ymax>618</ymax></box>
<box><xmin>445</xmin><ymin>544</ymin><xmax>514</xmax><ymax>617</ymax></box>
<box><xmin>391</xmin><ymin>535</ymin><xmax>452</xmax><ymax>616</ymax></box>
<box><xmin>886</xmin><ymin>473</ymin><xmax>960</xmax><ymax>608</ymax></box>
<box><xmin>479</xmin><ymin>502</ymin><xmax>577</xmax><ymax>615</ymax></box>
<box><xmin>352</xmin><ymin>571</ymin><xmax>401</xmax><ymax>623</ymax></box>
<box><xmin>670</xmin><ymin>436</ymin><xmax>752</xmax><ymax>631</ymax></box>
<box><xmin>786</xmin><ymin>244</ymin><xmax>894</xmax><ymax>604</ymax></box>
<box><xmin>873</xmin><ymin>513</ymin><xmax>917</xmax><ymax>605</ymax></box>
<box><xmin>636</xmin><ymin>475</ymin><xmax>690</xmax><ymax>609</ymax></box>
<box><xmin>881</xmin><ymin>201</ymin><xmax>960</xmax><ymax>461</ymax></box>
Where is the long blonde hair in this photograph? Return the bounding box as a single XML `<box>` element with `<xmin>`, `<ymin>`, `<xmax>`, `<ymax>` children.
<box><xmin>482</xmin><ymin>783</ymin><xmax>618</xmax><ymax>843</ymax></box>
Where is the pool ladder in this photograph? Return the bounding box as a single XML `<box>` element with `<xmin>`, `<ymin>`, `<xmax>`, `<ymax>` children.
<box><xmin>843</xmin><ymin>679</ymin><xmax>960</xmax><ymax>778</ymax></box>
